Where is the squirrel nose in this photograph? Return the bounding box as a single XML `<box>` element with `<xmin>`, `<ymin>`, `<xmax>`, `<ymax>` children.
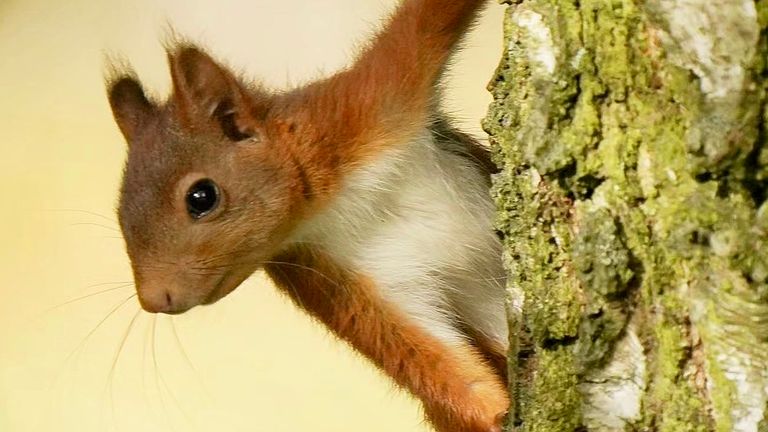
<box><xmin>138</xmin><ymin>288</ymin><xmax>174</xmax><ymax>314</ymax></box>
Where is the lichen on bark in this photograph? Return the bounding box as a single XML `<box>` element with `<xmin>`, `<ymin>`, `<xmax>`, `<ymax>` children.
<box><xmin>484</xmin><ymin>0</ymin><xmax>768</xmax><ymax>430</ymax></box>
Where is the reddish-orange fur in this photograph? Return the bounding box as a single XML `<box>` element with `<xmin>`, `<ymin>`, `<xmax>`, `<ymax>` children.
<box><xmin>266</xmin><ymin>247</ymin><xmax>508</xmax><ymax>432</ymax></box>
<box><xmin>259</xmin><ymin>0</ymin><xmax>487</xmax><ymax>208</ymax></box>
<box><xmin>110</xmin><ymin>0</ymin><xmax>488</xmax><ymax>227</ymax></box>
<box><xmin>107</xmin><ymin>0</ymin><xmax>507</xmax><ymax>430</ymax></box>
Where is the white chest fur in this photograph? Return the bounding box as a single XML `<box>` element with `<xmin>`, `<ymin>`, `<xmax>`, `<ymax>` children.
<box><xmin>291</xmin><ymin>131</ymin><xmax>508</xmax><ymax>350</ymax></box>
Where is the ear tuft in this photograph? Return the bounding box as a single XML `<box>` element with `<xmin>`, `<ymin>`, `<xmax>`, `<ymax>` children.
<box><xmin>168</xmin><ymin>44</ymin><xmax>256</xmax><ymax>141</ymax></box>
<box><xmin>107</xmin><ymin>76</ymin><xmax>156</xmax><ymax>141</ymax></box>
<box><xmin>168</xmin><ymin>45</ymin><xmax>240</xmax><ymax>113</ymax></box>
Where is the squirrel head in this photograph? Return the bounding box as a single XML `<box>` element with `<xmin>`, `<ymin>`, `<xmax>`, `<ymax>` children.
<box><xmin>107</xmin><ymin>46</ymin><xmax>294</xmax><ymax>314</ymax></box>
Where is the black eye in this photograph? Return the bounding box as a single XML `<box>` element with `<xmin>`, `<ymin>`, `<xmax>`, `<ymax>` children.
<box><xmin>186</xmin><ymin>179</ymin><xmax>220</xmax><ymax>219</ymax></box>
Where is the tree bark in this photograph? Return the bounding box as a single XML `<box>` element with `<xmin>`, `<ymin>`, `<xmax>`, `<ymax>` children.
<box><xmin>484</xmin><ymin>1</ymin><xmax>768</xmax><ymax>431</ymax></box>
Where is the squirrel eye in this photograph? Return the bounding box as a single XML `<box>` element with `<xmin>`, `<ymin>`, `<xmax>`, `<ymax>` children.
<box><xmin>186</xmin><ymin>179</ymin><xmax>220</xmax><ymax>219</ymax></box>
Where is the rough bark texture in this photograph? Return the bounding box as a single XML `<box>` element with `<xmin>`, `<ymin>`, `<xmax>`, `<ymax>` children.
<box><xmin>483</xmin><ymin>1</ymin><xmax>768</xmax><ymax>431</ymax></box>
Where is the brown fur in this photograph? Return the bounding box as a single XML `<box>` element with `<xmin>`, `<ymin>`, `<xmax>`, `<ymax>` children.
<box><xmin>107</xmin><ymin>0</ymin><xmax>506</xmax><ymax>430</ymax></box>
<box><xmin>266</xmin><ymin>246</ymin><xmax>508</xmax><ymax>432</ymax></box>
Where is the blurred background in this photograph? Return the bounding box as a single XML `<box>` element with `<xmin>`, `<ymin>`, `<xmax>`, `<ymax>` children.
<box><xmin>0</xmin><ymin>0</ymin><xmax>504</xmax><ymax>431</ymax></box>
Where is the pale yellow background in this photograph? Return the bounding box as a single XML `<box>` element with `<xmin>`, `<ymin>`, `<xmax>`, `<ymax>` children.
<box><xmin>0</xmin><ymin>1</ymin><xmax>504</xmax><ymax>431</ymax></box>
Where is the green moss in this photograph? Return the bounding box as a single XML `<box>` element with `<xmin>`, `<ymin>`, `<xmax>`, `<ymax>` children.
<box><xmin>572</xmin><ymin>206</ymin><xmax>633</xmax><ymax>297</ymax></box>
<box><xmin>486</xmin><ymin>3</ymin><xmax>588</xmax><ymax>428</ymax></box>
<box><xmin>641</xmin><ymin>294</ymin><xmax>709</xmax><ymax>432</ymax></box>
<box><xmin>520</xmin><ymin>347</ymin><xmax>583</xmax><ymax>432</ymax></box>
<box><xmin>494</xmin><ymin>165</ymin><xmax>582</xmax><ymax>344</ymax></box>
<box><xmin>705</xmin><ymin>345</ymin><xmax>736</xmax><ymax>432</ymax></box>
<box><xmin>649</xmin><ymin>316</ymin><xmax>708</xmax><ymax>432</ymax></box>
<box><xmin>487</xmin><ymin>0</ymin><xmax>768</xmax><ymax>430</ymax></box>
<box><xmin>584</xmin><ymin>0</ymin><xmax>637</xmax><ymax>101</ymax></box>
<box><xmin>759</xmin><ymin>401</ymin><xmax>768</xmax><ymax>432</ymax></box>
<box><xmin>571</xmin><ymin>205</ymin><xmax>633</xmax><ymax>368</ymax></box>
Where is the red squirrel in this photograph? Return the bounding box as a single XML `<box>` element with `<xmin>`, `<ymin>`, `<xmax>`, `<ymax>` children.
<box><xmin>106</xmin><ymin>0</ymin><xmax>509</xmax><ymax>430</ymax></box>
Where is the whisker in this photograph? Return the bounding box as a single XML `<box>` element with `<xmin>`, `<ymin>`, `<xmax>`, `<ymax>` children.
<box><xmin>263</xmin><ymin>260</ymin><xmax>352</xmax><ymax>297</ymax></box>
<box><xmin>191</xmin><ymin>253</ymin><xmax>504</xmax><ymax>306</ymax></box>
<box><xmin>268</xmin><ymin>264</ymin><xmax>307</xmax><ymax>311</ymax></box>
<box><xmin>131</xmin><ymin>264</ymin><xmax>168</xmax><ymax>271</ymax></box>
<box><xmin>87</xmin><ymin>281</ymin><xmax>135</xmax><ymax>287</ymax></box>
<box><xmin>69</xmin><ymin>222</ymin><xmax>122</xmax><ymax>233</ymax></box>
<box><xmin>104</xmin><ymin>308</ymin><xmax>142</xmax><ymax>427</ymax></box>
<box><xmin>51</xmin><ymin>293</ymin><xmax>137</xmax><ymax>425</ymax></box>
<box><xmin>151</xmin><ymin>316</ymin><xmax>190</xmax><ymax>430</ymax></box>
<box><xmin>43</xmin><ymin>283</ymin><xmax>134</xmax><ymax>314</ymax></box>
<box><xmin>268</xmin><ymin>258</ymin><xmax>347</xmax><ymax>305</ymax></box>
<box><xmin>43</xmin><ymin>208</ymin><xmax>118</xmax><ymax>224</ymax></box>
<box><xmin>131</xmin><ymin>257</ymin><xmax>183</xmax><ymax>271</ymax></box>
<box><xmin>188</xmin><ymin>258</ymin><xmax>263</xmax><ymax>272</ymax></box>
<box><xmin>198</xmin><ymin>249</ymin><xmax>245</xmax><ymax>266</ymax></box>
<box><xmin>63</xmin><ymin>293</ymin><xmax>138</xmax><ymax>366</ymax></box>
<box><xmin>169</xmin><ymin>316</ymin><xmax>212</xmax><ymax>400</ymax></box>
<box><xmin>151</xmin><ymin>316</ymin><xmax>174</xmax><ymax>430</ymax></box>
<box><xmin>141</xmin><ymin>318</ymin><xmax>154</xmax><ymax>420</ymax></box>
<box><xmin>194</xmin><ymin>232</ymin><xmax>255</xmax><ymax>267</ymax></box>
<box><xmin>189</xmin><ymin>256</ymin><xmax>350</xmax><ymax>298</ymax></box>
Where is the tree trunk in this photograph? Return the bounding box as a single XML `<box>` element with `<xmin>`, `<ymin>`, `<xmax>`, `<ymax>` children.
<box><xmin>483</xmin><ymin>1</ymin><xmax>768</xmax><ymax>431</ymax></box>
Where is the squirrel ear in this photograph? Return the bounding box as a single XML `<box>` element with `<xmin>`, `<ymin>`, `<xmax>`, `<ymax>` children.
<box><xmin>107</xmin><ymin>76</ymin><xmax>156</xmax><ymax>142</ymax></box>
<box><xmin>168</xmin><ymin>46</ymin><xmax>256</xmax><ymax>141</ymax></box>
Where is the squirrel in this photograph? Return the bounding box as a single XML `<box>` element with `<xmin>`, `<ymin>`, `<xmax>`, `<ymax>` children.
<box><xmin>106</xmin><ymin>0</ymin><xmax>509</xmax><ymax>431</ymax></box>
